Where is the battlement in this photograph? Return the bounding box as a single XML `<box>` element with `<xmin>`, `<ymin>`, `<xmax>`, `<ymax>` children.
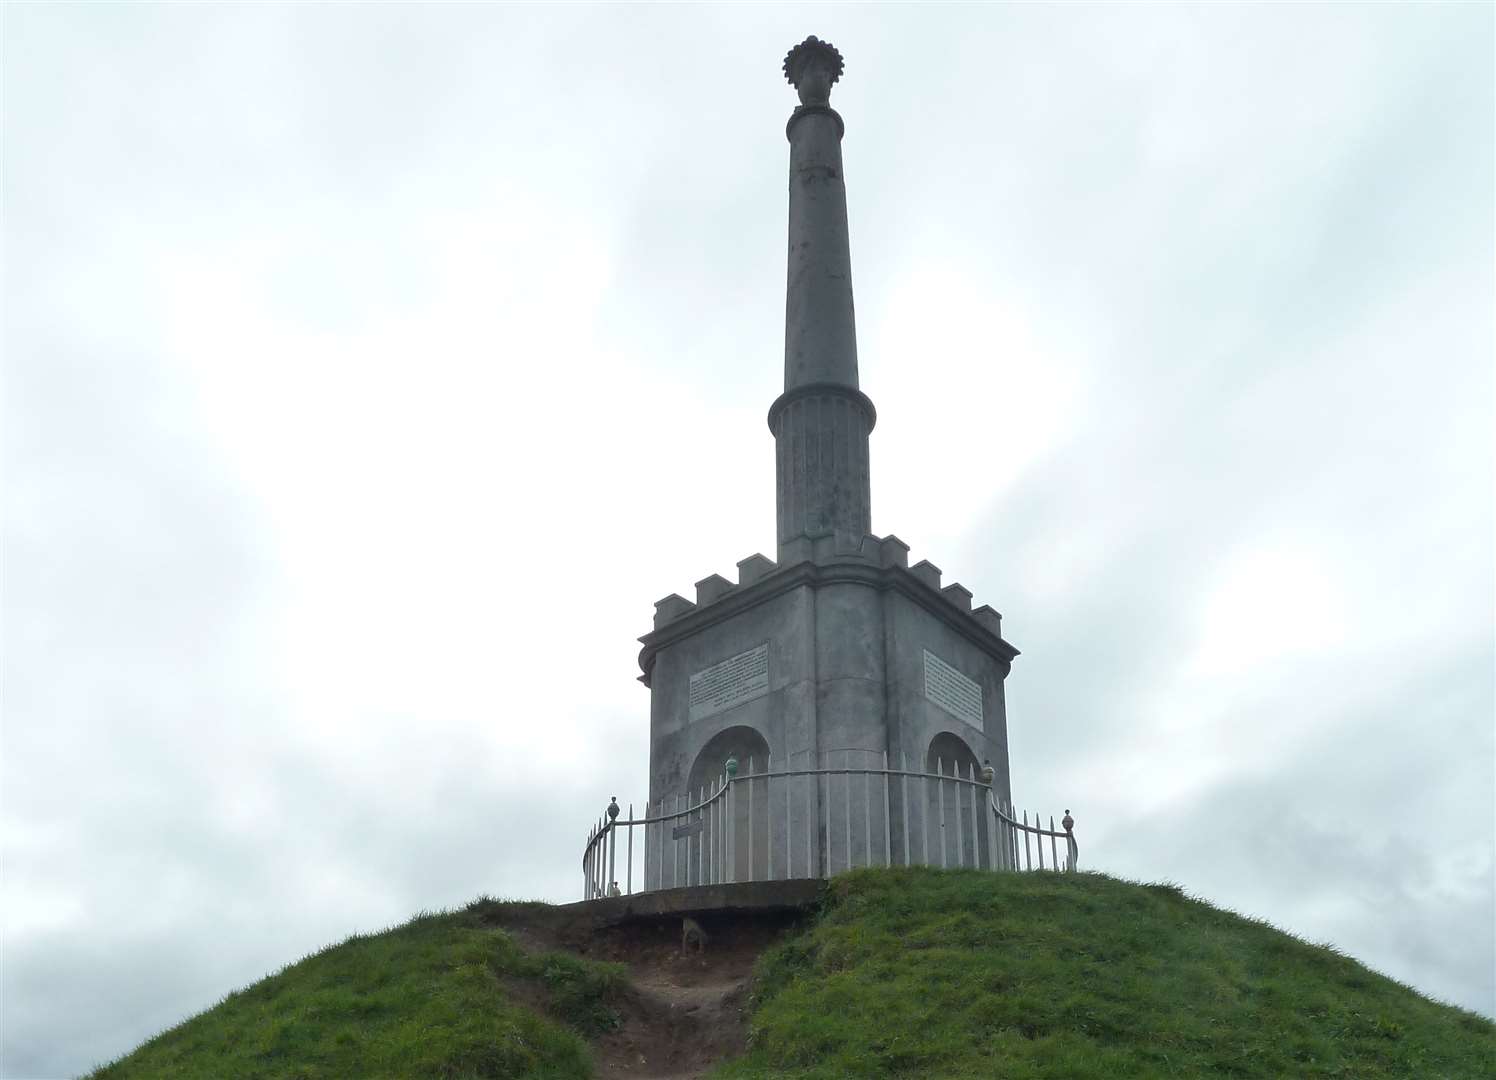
<box><xmin>650</xmin><ymin>532</ymin><xmax>1003</xmax><ymax>641</ymax></box>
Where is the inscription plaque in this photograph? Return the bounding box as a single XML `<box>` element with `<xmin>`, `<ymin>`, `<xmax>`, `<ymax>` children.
<box><xmin>923</xmin><ymin>649</ymin><xmax>983</xmax><ymax>730</ymax></box>
<box><xmin>689</xmin><ymin>642</ymin><xmax>770</xmax><ymax>722</ymax></box>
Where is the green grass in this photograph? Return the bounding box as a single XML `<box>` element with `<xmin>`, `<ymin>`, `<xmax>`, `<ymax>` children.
<box><xmin>85</xmin><ymin>899</ymin><xmax>625</xmax><ymax>1080</ymax></box>
<box><xmin>86</xmin><ymin>871</ymin><xmax>1494</xmax><ymax>1079</ymax></box>
<box><xmin>717</xmin><ymin>868</ymin><xmax>1494</xmax><ymax>1079</ymax></box>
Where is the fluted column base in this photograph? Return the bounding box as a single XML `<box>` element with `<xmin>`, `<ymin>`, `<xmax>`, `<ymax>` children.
<box><xmin>769</xmin><ymin>382</ymin><xmax>877</xmax><ymax>555</ymax></box>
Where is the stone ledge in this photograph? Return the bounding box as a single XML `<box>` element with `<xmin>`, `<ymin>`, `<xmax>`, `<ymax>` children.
<box><xmin>561</xmin><ymin>879</ymin><xmax>825</xmax><ymax>925</ymax></box>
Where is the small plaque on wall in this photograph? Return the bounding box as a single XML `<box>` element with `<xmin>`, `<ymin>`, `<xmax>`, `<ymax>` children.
<box><xmin>923</xmin><ymin>649</ymin><xmax>983</xmax><ymax>730</ymax></box>
<box><xmin>689</xmin><ymin>642</ymin><xmax>770</xmax><ymax>721</ymax></box>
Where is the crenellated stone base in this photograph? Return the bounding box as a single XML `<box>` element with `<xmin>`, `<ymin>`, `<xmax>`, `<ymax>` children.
<box><xmin>640</xmin><ymin>530</ymin><xmax>1017</xmax><ymax>878</ymax></box>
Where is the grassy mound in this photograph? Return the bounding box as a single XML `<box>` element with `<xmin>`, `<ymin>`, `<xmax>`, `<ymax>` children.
<box><xmin>85</xmin><ymin>900</ymin><xmax>624</xmax><ymax>1080</ymax></box>
<box><xmin>721</xmin><ymin>868</ymin><xmax>1494</xmax><ymax>1079</ymax></box>
<box><xmin>86</xmin><ymin>870</ymin><xmax>1493</xmax><ymax>1079</ymax></box>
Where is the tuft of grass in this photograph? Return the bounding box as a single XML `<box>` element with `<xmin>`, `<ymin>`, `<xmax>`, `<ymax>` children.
<box><xmin>717</xmin><ymin>867</ymin><xmax>1495</xmax><ymax>1079</ymax></box>
<box><xmin>85</xmin><ymin>899</ymin><xmax>624</xmax><ymax>1080</ymax></box>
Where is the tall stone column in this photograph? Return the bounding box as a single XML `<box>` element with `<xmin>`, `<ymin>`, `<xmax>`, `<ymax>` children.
<box><xmin>770</xmin><ymin>37</ymin><xmax>877</xmax><ymax>557</ymax></box>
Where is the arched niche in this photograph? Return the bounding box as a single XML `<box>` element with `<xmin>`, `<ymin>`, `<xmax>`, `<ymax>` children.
<box><xmin>687</xmin><ymin>725</ymin><xmax>772</xmax><ymax>795</ymax></box>
<box><xmin>685</xmin><ymin>725</ymin><xmax>772</xmax><ymax>885</ymax></box>
<box><xmin>926</xmin><ymin>731</ymin><xmax>981</xmax><ymax>777</ymax></box>
<box><xmin>924</xmin><ymin>731</ymin><xmax>991</xmax><ymax>869</ymax></box>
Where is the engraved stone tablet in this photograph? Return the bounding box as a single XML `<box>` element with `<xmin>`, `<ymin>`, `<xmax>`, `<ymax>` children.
<box><xmin>923</xmin><ymin>649</ymin><xmax>983</xmax><ymax>730</ymax></box>
<box><xmin>689</xmin><ymin>642</ymin><xmax>770</xmax><ymax>721</ymax></box>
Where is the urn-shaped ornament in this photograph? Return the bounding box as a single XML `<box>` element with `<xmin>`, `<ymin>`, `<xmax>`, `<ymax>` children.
<box><xmin>980</xmin><ymin>759</ymin><xmax>995</xmax><ymax>785</ymax></box>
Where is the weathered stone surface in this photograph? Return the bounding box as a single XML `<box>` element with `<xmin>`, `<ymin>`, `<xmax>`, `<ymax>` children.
<box><xmin>909</xmin><ymin>559</ymin><xmax>942</xmax><ymax>591</ymax></box>
<box><xmin>771</xmin><ymin>388</ymin><xmax>873</xmax><ymax>553</ymax></box>
<box><xmin>941</xmin><ymin>583</ymin><xmax>973</xmax><ymax>611</ymax></box>
<box><xmin>638</xmin><ymin>42</ymin><xmax>1019</xmax><ymax>890</ymax></box>
<box><xmin>736</xmin><ymin>554</ymin><xmax>777</xmax><ymax>586</ymax></box>
<box><xmin>769</xmin><ymin>39</ymin><xmax>874</xmax><ymax>559</ymax></box>
<box><xmin>654</xmin><ymin>594</ymin><xmax>696</xmax><ymax>628</ymax></box>
<box><xmin>972</xmin><ymin>604</ymin><xmax>1003</xmax><ymax>637</ymax></box>
<box><xmin>695</xmin><ymin>574</ymin><xmax>735</xmax><ymax>606</ymax></box>
<box><xmin>877</xmin><ymin>535</ymin><xmax>910</xmax><ymax>569</ymax></box>
<box><xmin>781</xmin><ymin>106</ymin><xmax>857</xmax><ymax>391</ymax></box>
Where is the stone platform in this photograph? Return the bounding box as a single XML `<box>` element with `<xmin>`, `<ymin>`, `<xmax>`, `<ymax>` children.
<box><xmin>561</xmin><ymin>879</ymin><xmax>824</xmax><ymax>926</ymax></box>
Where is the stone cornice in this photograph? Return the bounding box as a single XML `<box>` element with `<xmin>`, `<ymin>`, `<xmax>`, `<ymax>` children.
<box><xmin>637</xmin><ymin>554</ymin><xmax>1018</xmax><ymax>687</ymax></box>
<box><xmin>767</xmin><ymin>381</ymin><xmax>876</xmax><ymax>433</ymax></box>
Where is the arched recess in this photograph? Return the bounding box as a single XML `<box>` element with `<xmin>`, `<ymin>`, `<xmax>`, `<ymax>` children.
<box><xmin>687</xmin><ymin>726</ymin><xmax>771</xmax><ymax>884</ymax></box>
<box><xmin>925</xmin><ymin>732</ymin><xmax>991</xmax><ymax>869</ymax></box>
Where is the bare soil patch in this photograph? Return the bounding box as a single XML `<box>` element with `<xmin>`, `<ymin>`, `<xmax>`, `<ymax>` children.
<box><xmin>481</xmin><ymin>905</ymin><xmax>805</xmax><ymax>1079</ymax></box>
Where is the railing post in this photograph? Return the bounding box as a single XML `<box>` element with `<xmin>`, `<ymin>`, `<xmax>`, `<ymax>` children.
<box><xmin>991</xmin><ymin>798</ymin><xmax>1003</xmax><ymax>872</ymax></box>
<box><xmin>825</xmin><ymin>753</ymin><xmax>837</xmax><ymax>873</ymax></box>
<box><xmin>607</xmin><ymin>797</ymin><xmax>620</xmax><ymax>895</ymax></box>
<box><xmin>784</xmin><ymin>760</ymin><xmax>793</xmax><ymax>879</ymax></box>
<box><xmin>881</xmin><ymin>751</ymin><xmax>892</xmax><ymax>868</ymax></box>
<box><xmin>843</xmin><ymin>751</ymin><xmax>853</xmax><ymax>871</ymax></box>
<box><xmin>729</xmin><ymin>772</ymin><xmax>738</xmax><ymax>885</ymax></box>
<box><xmin>954</xmin><ymin>763</ymin><xmax>967</xmax><ymax>869</ymax></box>
<box><xmin>1012</xmin><ymin>808</ymin><xmax>1020</xmax><ymax>872</ymax></box>
<box><xmin>1063</xmin><ymin>809</ymin><xmax>1077</xmax><ymax>872</ymax></box>
<box><xmin>805</xmin><ymin>764</ymin><xmax>813</xmax><ymax>878</ymax></box>
<box><xmin>747</xmin><ymin>756</ymin><xmax>755</xmax><ymax>883</ymax></box>
<box><xmin>937</xmin><ymin>759</ymin><xmax>948</xmax><ymax>869</ymax></box>
<box><xmin>921</xmin><ymin>757</ymin><xmax>931</xmax><ymax>868</ymax></box>
<box><xmin>986</xmin><ymin>790</ymin><xmax>998</xmax><ymax>873</ymax></box>
<box><xmin>900</xmin><ymin>751</ymin><xmax>911</xmax><ymax>868</ymax></box>
<box><xmin>766</xmin><ymin>757</ymin><xmax>775</xmax><ymax>881</ymax></box>
<box><xmin>1022</xmin><ymin>810</ymin><xmax>1032</xmax><ymax>871</ymax></box>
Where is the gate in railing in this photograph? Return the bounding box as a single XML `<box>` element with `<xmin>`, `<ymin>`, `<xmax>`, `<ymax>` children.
<box><xmin>581</xmin><ymin>751</ymin><xmax>1078</xmax><ymax>900</ymax></box>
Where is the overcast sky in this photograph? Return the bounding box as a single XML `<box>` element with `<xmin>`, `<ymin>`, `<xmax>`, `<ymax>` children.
<box><xmin>4</xmin><ymin>4</ymin><xmax>1492</xmax><ymax>1078</ymax></box>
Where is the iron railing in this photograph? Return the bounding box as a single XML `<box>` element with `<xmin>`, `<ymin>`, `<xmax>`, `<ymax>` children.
<box><xmin>581</xmin><ymin>751</ymin><xmax>1077</xmax><ymax>900</ymax></box>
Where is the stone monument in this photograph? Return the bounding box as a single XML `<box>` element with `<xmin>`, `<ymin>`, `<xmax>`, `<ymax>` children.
<box><xmin>639</xmin><ymin>38</ymin><xmax>1018</xmax><ymax>879</ymax></box>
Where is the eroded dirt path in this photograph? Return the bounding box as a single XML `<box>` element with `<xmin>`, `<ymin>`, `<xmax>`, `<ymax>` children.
<box><xmin>490</xmin><ymin>907</ymin><xmax>802</xmax><ymax>1079</ymax></box>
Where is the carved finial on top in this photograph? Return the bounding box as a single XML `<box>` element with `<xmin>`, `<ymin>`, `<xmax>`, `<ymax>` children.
<box><xmin>783</xmin><ymin>36</ymin><xmax>844</xmax><ymax>106</ymax></box>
